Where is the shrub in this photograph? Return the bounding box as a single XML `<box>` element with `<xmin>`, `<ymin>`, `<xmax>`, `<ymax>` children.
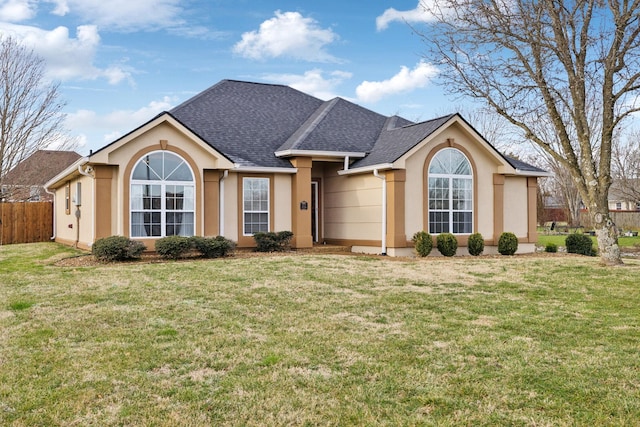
<box><xmin>565</xmin><ymin>233</ymin><xmax>596</xmax><ymax>256</ymax></box>
<box><xmin>467</xmin><ymin>232</ymin><xmax>485</xmax><ymax>256</ymax></box>
<box><xmin>545</xmin><ymin>242</ymin><xmax>558</xmax><ymax>253</ymax></box>
<box><xmin>412</xmin><ymin>231</ymin><xmax>433</xmax><ymax>257</ymax></box>
<box><xmin>498</xmin><ymin>232</ymin><xmax>518</xmax><ymax>255</ymax></box>
<box><xmin>155</xmin><ymin>235</ymin><xmax>192</xmax><ymax>259</ymax></box>
<box><xmin>436</xmin><ymin>233</ymin><xmax>458</xmax><ymax>257</ymax></box>
<box><xmin>92</xmin><ymin>235</ymin><xmax>146</xmax><ymax>261</ymax></box>
<box><xmin>191</xmin><ymin>236</ymin><xmax>235</xmax><ymax>258</ymax></box>
<box><xmin>253</xmin><ymin>231</ymin><xmax>294</xmax><ymax>252</ymax></box>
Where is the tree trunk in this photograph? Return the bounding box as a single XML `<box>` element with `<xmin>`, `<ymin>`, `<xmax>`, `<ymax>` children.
<box><xmin>591</xmin><ymin>209</ymin><xmax>623</xmax><ymax>266</ymax></box>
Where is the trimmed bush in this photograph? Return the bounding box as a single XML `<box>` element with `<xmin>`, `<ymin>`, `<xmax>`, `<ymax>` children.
<box><xmin>467</xmin><ymin>232</ymin><xmax>484</xmax><ymax>256</ymax></box>
<box><xmin>545</xmin><ymin>242</ymin><xmax>558</xmax><ymax>253</ymax></box>
<box><xmin>155</xmin><ymin>235</ymin><xmax>192</xmax><ymax>259</ymax></box>
<box><xmin>92</xmin><ymin>236</ymin><xmax>146</xmax><ymax>261</ymax></box>
<box><xmin>436</xmin><ymin>233</ymin><xmax>458</xmax><ymax>257</ymax></box>
<box><xmin>498</xmin><ymin>232</ymin><xmax>518</xmax><ymax>255</ymax></box>
<box><xmin>191</xmin><ymin>236</ymin><xmax>235</xmax><ymax>258</ymax></box>
<box><xmin>253</xmin><ymin>231</ymin><xmax>294</xmax><ymax>252</ymax></box>
<box><xmin>566</xmin><ymin>233</ymin><xmax>596</xmax><ymax>256</ymax></box>
<box><xmin>412</xmin><ymin>231</ymin><xmax>433</xmax><ymax>257</ymax></box>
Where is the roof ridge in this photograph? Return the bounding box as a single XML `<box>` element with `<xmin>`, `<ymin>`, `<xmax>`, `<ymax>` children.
<box><xmin>278</xmin><ymin>98</ymin><xmax>340</xmax><ymax>151</ymax></box>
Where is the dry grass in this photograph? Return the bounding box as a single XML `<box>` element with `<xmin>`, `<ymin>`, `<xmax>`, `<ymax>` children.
<box><xmin>1</xmin><ymin>243</ymin><xmax>639</xmax><ymax>426</ymax></box>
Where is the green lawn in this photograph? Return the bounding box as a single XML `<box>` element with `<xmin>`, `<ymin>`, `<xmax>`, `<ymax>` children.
<box><xmin>1</xmin><ymin>243</ymin><xmax>640</xmax><ymax>426</ymax></box>
<box><xmin>537</xmin><ymin>232</ymin><xmax>640</xmax><ymax>249</ymax></box>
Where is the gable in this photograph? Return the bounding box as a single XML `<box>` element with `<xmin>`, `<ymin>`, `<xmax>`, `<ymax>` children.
<box><xmin>90</xmin><ymin>113</ymin><xmax>235</xmax><ymax>171</ymax></box>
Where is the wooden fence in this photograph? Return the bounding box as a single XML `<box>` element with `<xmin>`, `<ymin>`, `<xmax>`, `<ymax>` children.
<box><xmin>0</xmin><ymin>202</ymin><xmax>53</xmax><ymax>245</ymax></box>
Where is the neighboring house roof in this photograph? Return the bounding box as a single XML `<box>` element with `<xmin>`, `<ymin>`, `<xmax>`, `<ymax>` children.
<box><xmin>3</xmin><ymin>150</ymin><xmax>82</xmax><ymax>186</ymax></box>
<box><xmin>93</xmin><ymin>79</ymin><xmax>545</xmax><ymax>175</ymax></box>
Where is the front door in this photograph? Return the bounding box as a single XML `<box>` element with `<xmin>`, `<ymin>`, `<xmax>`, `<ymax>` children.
<box><xmin>311</xmin><ymin>181</ymin><xmax>319</xmax><ymax>243</ymax></box>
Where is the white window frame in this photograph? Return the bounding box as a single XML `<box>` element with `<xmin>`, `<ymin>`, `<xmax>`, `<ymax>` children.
<box><xmin>242</xmin><ymin>177</ymin><xmax>270</xmax><ymax>236</ymax></box>
<box><xmin>130</xmin><ymin>151</ymin><xmax>195</xmax><ymax>238</ymax></box>
<box><xmin>428</xmin><ymin>148</ymin><xmax>473</xmax><ymax>234</ymax></box>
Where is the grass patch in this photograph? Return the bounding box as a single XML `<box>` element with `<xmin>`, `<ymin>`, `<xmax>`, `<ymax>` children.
<box><xmin>7</xmin><ymin>301</ymin><xmax>34</xmax><ymax>311</ymax></box>
<box><xmin>1</xmin><ymin>243</ymin><xmax>639</xmax><ymax>425</ymax></box>
<box><xmin>537</xmin><ymin>233</ymin><xmax>640</xmax><ymax>249</ymax></box>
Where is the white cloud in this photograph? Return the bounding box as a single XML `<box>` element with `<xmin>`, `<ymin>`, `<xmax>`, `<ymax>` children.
<box><xmin>376</xmin><ymin>2</ymin><xmax>438</xmax><ymax>31</ymax></box>
<box><xmin>46</xmin><ymin>0</ymin><xmax>69</xmax><ymax>15</ymax></box>
<box><xmin>45</xmin><ymin>0</ymin><xmax>183</xmax><ymax>31</ymax></box>
<box><xmin>233</xmin><ymin>11</ymin><xmax>339</xmax><ymax>62</ymax></box>
<box><xmin>0</xmin><ymin>0</ymin><xmax>35</xmax><ymax>21</ymax></box>
<box><xmin>0</xmin><ymin>22</ymin><xmax>132</xmax><ymax>84</ymax></box>
<box><xmin>356</xmin><ymin>61</ymin><xmax>439</xmax><ymax>103</ymax></box>
<box><xmin>65</xmin><ymin>96</ymin><xmax>175</xmax><ymax>148</ymax></box>
<box><xmin>263</xmin><ymin>69</ymin><xmax>352</xmax><ymax>100</ymax></box>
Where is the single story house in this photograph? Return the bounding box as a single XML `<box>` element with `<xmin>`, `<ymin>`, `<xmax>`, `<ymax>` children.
<box><xmin>45</xmin><ymin>79</ymin><xmax>547</xmax><ymax>256</ymax></box>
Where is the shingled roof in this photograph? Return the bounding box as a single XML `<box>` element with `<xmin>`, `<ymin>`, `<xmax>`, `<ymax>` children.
<box><xmin>170</xmin><ymin>80</ymin><xmax>324</xmax><ymax>168</ymax></box>
<box><xmin>3</xmin><ymin>150</ymin><xmax>82</xmax><ymax>186</ymax></box>
<box><xmin>134</xmin><ymin>79</ymin><xmax>543</xmax><ymax>175</ymax></box>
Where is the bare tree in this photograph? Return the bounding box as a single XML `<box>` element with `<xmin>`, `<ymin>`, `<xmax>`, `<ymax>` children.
<box><xmin>611</xmin><ymin>127</ymin><xmax>640</xmax><ymax>207</ymax></box>
<box><xmin>417</xmin><ymin>0</ymin><xmax>640</xmax><ymax>265</ymax></box>
<box><xmin>0</xmin><ymin>36</ymin><xmax>71</xmax><ymax>197</ymax></box>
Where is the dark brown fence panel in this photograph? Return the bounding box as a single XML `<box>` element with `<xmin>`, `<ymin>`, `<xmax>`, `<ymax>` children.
<box><xmin>0</xmin><ymin>202</ymin><xmax>53</xmax><ymax>245</ymax></box>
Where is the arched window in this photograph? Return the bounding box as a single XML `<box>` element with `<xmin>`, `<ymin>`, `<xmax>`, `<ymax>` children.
<box><xmin>428</xmin><ymin>148</ymin><xmax>473</xmax><ymax>234</ymax></box>
<box><xmin>130</xmin><ymin>151</ymin><xmax>195</xmax><ymax>237</ymax></box>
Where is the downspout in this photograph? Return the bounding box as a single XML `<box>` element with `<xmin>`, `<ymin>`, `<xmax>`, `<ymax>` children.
<box><xmin>44</xmin><ymin>187</ymin><xmax>56</xmax><ymax>240</ymax></box>
<box><xmin>373</xmin><ymin>169</ymin><xmax>387</xmax><ymax>256</ymax></box>
<box><xmin>77</xmin><ymin>164</ymin><xmax>95</xmax><ymax>247</ymax></box>
<box><xmin>343</xmin><ymin>156</ymin><xmax>350</xmax><ymax>171</ymax></box>
<box><xmin>219</xmin><ymin>170</ymin><xmax>229</xmax><ymax>236</ymax></box>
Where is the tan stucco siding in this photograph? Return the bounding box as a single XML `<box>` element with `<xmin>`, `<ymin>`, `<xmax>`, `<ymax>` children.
<box><xmin>324</xmin><ymin>171</ymin><xmax>382</xmax><ymax>241</ymax></box>
<box><xmin>273</xmin><ymin>174</ymin><xmax>292</xmax><ymax>232</ymax></box>
<box><xmin>53</xmin><ymin>174</ymin><xmax>95</xmax><ymax>248</ymax></box>
<box><xmin>221</xmin><ymin>173</ymin><xmax>238</xmax><ymax>242</ymax></box>
<box><xmin>503</xmin><ymin>176</ymin><xmax>529</xmax><ymax>237</ymax></box>
<box><xmin>92</xmin><ymin>121</ymin><xmax>227</xmax><ymax>171</ymax></box>
<box><xmin>403</xmin><ymin>125</ymin><xmax>503</xmax><ymax>240</ymax></box>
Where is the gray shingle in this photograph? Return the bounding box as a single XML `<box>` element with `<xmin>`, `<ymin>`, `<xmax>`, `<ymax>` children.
<box><xmin>97</xmin><ymin>79</ymin><xmax>545</xmax><ymax>176</ymax></box>
<box><xmin>351</xmin><ymin>114</ymin><xmax>456</xmax><ymax>168</ymax></box>
<box><xmin>170</xmin><ymin>80</ymin><xmax>324</xmax><ymax>168</ymax></box>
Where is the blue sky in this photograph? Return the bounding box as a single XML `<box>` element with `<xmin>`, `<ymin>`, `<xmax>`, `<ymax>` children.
<box><xmin>0</xmin><ymin>0</ymin><xmax>459</xmax><ymax>155</ymax></box>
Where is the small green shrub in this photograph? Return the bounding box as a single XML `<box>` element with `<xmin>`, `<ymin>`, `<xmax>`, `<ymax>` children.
<box><xmin>155</xmin><ymin>235</ymin><xmax>192</xmax><ymax>259</ymax></box>
<box><xmin>412</xmin><ymin>231</ymin><xmax>433</xmax><ymax>257</ymax></box>
<box><xmin>498</xmin><ymin>232</ymin><xmax>518</xmax><ymax>255</ymax></box>
<box><xmin>191</xmin><ymin>236</ymin><xmax>235</xmax><ymax>258</ymax></box>
<box><xmin>565</xmin><ymin>233</ymin><xmax>596</xmax><ymax>256</ymax></box>
<box><xmin>545</xmin><ymin>242</ymin><xmax>558</xmax><ymax>253</ymax></box>
<box><xmin>253</xmin><ymin>231</ymin><xmax>294</xmax><ymax>252</ymax></box>
<box><xmin>436</xmin><ymin>233</ymin><xmax>457</xmax><ymax>257</ymax></box>
<box><xmin>92</xmin><ymin>235</ymin><xmax>146</xmax><ymax>261</ymax></box>
<box><xmin>467</xmin><ymin>232</ymin><xmax>484</xmax><ymax>256</ymax></box>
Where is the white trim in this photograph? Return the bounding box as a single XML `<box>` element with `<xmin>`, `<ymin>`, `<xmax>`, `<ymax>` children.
<box><xmin>337</xmin><ymin>163</ymin><xmax>394</xmax><ymax>176</ymax></box>
<box><xmin>514</xmin><ymin>169</ymin><xmax>552</xmax><ymax>177</ymax></box>
<box><xmin>233</xmin><ymin>165</ymin><xmax>297</xmax><ymax>174</ymax></box>
<box><xmin>129</xmin><ymin>151</ymin><xmax>196</xmax><ymax>238</ymax></box>
<box><xmin>427</xmin><ymin>148</ymin><xmax>473</xmax><ymax>234</ymax></box>
<box><xmin>274</xmin><ymin>149</ymin><xmax>366</xmax><ymax>159</ymax></box>
<box><xmin>242</xmin><ymin>177</ymin><xmax>270</xmax><ymax>236</ymax></box>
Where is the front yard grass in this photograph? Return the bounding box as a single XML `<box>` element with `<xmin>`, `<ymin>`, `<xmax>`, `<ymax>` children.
<box><xmin>1</xmin><ymin>243</ymin><xmax>639</xmax><ymax>426</ymax></box>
